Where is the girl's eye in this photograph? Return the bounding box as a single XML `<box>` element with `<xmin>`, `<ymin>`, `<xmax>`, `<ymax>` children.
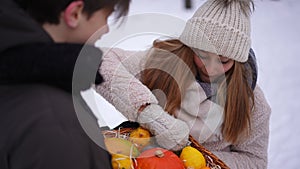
<box><xmin>219</xmin><ymin>57</ymin><xmax>230</xmax><ymax>64</ymax></box>
<box><xmin>221</xmin><ymin>60</ymin><xmax>229</xmax><ymax>64</ymax></box>
<box><xmin>199</xmin><ymin>55</ymin><xmax>207</xmax><ymax>59</ymax></box>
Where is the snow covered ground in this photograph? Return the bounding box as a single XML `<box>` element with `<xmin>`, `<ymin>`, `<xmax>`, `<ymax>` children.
<box><xmin>90</xmin><ymin>0</ymin><xmax>300</xmax><ymax>168</ymax></box>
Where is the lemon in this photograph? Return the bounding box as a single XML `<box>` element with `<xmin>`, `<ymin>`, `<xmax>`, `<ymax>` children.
<box><xmin>111</xmin><ymin>154</ymin><xmax>133</xmax><ymax>169</ymax></box>
<box><xmin>180</xmin><ymin>146</ymin><xmax>206</xmax><ymax>169</ymax></box>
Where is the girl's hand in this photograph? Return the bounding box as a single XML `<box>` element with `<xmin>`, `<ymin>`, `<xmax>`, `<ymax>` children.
<box><xmin>137</xmin><ymin>104</ymin><xmax>190</xmax><ymax>151</ymax></box>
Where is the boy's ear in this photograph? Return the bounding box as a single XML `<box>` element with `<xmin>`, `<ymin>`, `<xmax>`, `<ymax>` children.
<box><xmin>63</xmin><ymin>1</ymin><xmax>84</xmax><ymax>28</ymax></box>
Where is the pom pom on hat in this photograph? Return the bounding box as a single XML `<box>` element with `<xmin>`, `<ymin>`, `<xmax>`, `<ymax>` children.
<box><xmin>179</xmin><ymin>0</ymin><xmax>254</xmax><ymax>62</ymax></box>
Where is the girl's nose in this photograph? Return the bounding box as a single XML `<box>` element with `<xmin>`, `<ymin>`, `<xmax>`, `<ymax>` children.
<box><xmin>204</xmin><ymin>62</ymin><xmax>224</xmax><ymax>77</ymax></box>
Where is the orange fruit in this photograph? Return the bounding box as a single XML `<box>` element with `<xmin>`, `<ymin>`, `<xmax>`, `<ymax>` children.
<box><xmin>129</xmin><ymin>127</ymin><xmax>151</xmax><ymax>149</ymax></box>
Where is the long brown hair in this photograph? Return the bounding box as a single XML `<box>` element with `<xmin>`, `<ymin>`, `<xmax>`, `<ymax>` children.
<box><xmin>141</xmin><ymin>39</ymin><xmax>197</xmax><ymax>114</ymax></box>
<box><xmin>141</xmin><ymin>39</ymin><xmax>254</xmax><ymax>143</ymax></box>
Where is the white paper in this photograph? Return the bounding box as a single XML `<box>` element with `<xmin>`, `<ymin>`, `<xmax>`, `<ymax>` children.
<box><xmin>80</xmin><ymin>88</ymin><xmax>128</xmax><ymax>129</ymax></box>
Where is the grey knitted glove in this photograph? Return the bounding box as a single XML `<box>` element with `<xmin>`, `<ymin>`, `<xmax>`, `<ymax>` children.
<box><xmin>137</xmin><ymin>104</ymin><xmax>189</xmax><ymax>151</ymax></box>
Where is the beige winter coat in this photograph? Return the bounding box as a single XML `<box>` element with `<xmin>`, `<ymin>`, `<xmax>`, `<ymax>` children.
<box><xmin>96</xmin><ymin>48</ymin><xmax>271</xmax><ymax>169</ymax></box>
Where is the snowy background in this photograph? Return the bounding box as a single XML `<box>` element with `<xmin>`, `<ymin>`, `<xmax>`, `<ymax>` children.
<box><xmin>90</xmin><ymin>0</ymin><xmax>300</xmax><ymax>168</ymax></box>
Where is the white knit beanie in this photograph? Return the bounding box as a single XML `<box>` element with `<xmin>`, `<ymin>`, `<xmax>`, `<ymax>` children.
<box><xmin>179</xmin><ymin>0</ymin><xmax>254</xmax><ymax>62</ymax></box>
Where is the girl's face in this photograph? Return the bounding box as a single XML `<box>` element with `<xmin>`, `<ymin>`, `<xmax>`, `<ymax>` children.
<box><xmin>193</xmin><ymin>50</ymin><xmax>234</xmax><ymax>83</ymax></box>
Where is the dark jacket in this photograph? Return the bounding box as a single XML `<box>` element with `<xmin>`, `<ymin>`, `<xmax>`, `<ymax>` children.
<box><xmin>0</xmin><ymin>0</ymin><xmax>52</xmax><ymax>53</ymax></box>
<box><xmin>0</xmin><ymin>0</ymin><xmax>111</xmax><ymax>168</ymax></box>
<box><xmin>0</xmin><ymin>84</ymin><xmax>111</xmax><ymax>169</ymax></box>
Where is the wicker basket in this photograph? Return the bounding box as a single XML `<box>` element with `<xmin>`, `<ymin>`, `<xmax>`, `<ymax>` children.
<box><xmin>103</xmin><ymin>126</ymin><xmax>229</xmax><ymax>169</ymax></box>
<box><xmin>188</xmin><ymin>135</ymin><xmax>229</xmax><ymax>169</ymax></box>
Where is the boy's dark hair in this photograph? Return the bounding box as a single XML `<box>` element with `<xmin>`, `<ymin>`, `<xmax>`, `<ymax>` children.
<box><xmin>14</xmin><ymin>0</ymin><xmax>131</xmax><ymax>24</ymax></box>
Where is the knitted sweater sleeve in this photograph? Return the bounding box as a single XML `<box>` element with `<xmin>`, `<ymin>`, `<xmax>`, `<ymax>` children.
<box><xmin>95</xmin><ymin>48</ymin><xmax>159</xmax><ymax>121</ymax></box>
<box><xmin>212</xmin><ymin>86</ymin><xmax>271</xmax><ymax>169</ymax></box>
